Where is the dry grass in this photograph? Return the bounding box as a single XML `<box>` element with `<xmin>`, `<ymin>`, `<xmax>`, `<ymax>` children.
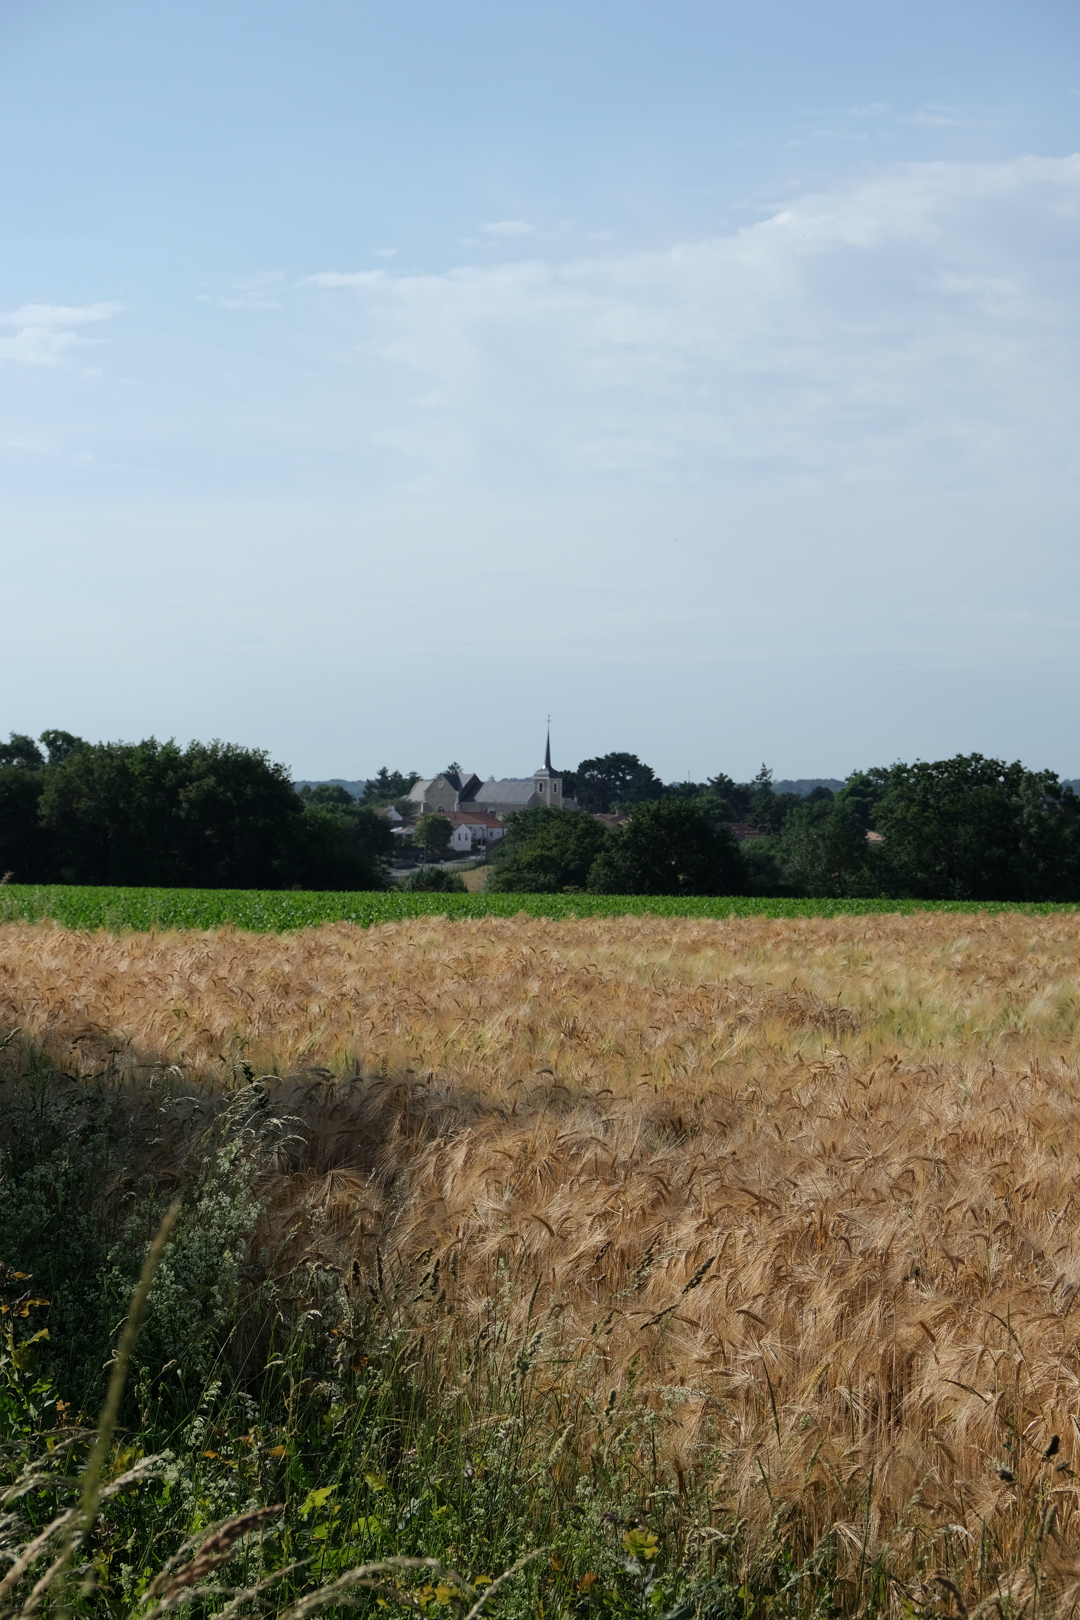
<box><xmin>6</xmin><ymin>911</ymin><xmax>1080</xmax><ymax>1612</ymax></box>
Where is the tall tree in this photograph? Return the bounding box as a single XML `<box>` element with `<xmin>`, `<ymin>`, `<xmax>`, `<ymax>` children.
<box><xmin>360</xmin><ymin>768</ymin><xmax>419</xmax><ymax>805</ymax></box>
<box><xmin>0</xmin><ymin>734</ymin><xmax>45</xmax><ymax>770</ymax></box>
<box><xmin>872</xmin><ymin>754</ymin><xmax>1080</xmax><ymax>902</ymax></box>
<box><xmin>38</xmin><ymin>729</ymin><xmax>85</xmax><ymax>766</ymax></box>
<box><xmin>573</xmin><ymin>752</ymin><xmax>662</xmax><ymax>814</ymax></box>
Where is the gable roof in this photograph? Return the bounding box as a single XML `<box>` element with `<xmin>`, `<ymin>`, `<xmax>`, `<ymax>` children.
<box><xmin>469</xmin><ymin>778</ymin><xmax>539</xmax><ymax>806</ymax></box>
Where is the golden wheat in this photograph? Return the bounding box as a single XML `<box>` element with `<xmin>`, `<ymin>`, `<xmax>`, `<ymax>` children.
<box><xmin>5</xmin><ymin>912</ymin><xmax>1080</xmax><ymax>1612</ymax></box>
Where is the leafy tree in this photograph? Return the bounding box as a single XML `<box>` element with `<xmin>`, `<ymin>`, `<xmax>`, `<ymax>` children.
<box><xmin>775</xmin><ymin>799</ymin><xmax>878</xmax><ymax>898</ymax></box>
<box><xmin>834</xmin><ymin>770</ymin><xmax>889</xmax><ymax>832</ymax></box>
<box><xmin>872</xmin><ymin>754</ymin><xmax>1080</xmax><ymax>901</ymax></box>
<box><xmin>574</xmin><ymin>752</ymin><xmax>662</xmax><ymax>814</ymax></box>
<box><xmin>298</xmin><ymin>782</ymin><xmax>356</xmax><ymax>808</ymax></box>
<box><xmin>742</xmin><ymin>765</ymin><xmax>803</xmax><ymax>836</ymax></box>
<box><xmin>739</xmin><ymin>835</ymin><xmax>789</xmax><ymax>897</ymax></box>
<box><xmin>38</xmin><ymin>738</ymin><xmax>311</xmax><ymax>887</ymax></box>
<box><xmin>39</xmin><ymin>729</ymin><xmax>85</xmax><ymax>766</ymax></box>
<box><xmin>291</xmin><ymin>802</ymin><xmax>393</xmax><ymax>888</ymax></box>
<box><xmin>415</xmin><ymin>813</ymin><xmax>453</xmax><ymax>862</ymax></box>
<box><xmin>707</xmin><ymin>773</ymin><xmax>752</xmax><ymax>822</ymax></box>
<box><xmin>587</xmin><ymin>798</ymin><xmax>745</xmax><ymax>895</ymax></box>
<box><xmin>487</xmin><ymin>806</ymin><xmax>611</xmax><ymax>893</ymax></box>
<box><xmin>360</xmin><ymin>767</ymin><xmax>419</xmax><ymax>806</ymax></box>
<box><xmin>0</xmin><ymin>733</ymin><xmax>45</xmax><ymax>770</ymax></box>
<box><xmin>694</xmin><ymin>789</ymin><xmax>737</xmax><ymax>823</ymax></box>
<box><xmin>0</xmin><ymin>766</ymin><xmax>51</xmax><ymax>880</ymax></box>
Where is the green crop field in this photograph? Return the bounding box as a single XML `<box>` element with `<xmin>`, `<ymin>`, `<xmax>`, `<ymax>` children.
<box><xmin>0</xmin><ymin>882</ymin><xmax>1075</xmax><ymax>931</ymax></box>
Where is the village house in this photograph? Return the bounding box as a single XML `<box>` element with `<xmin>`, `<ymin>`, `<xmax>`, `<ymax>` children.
<box><xmin>444</xmin><ymin>811</ymin><xmax>506</xmax><ymax>853</ymax></box>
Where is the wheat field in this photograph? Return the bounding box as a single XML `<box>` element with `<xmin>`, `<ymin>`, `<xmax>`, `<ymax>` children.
<box><xmin>4</xmin><ymin>911</ymin><xmax>1080</xmax><ymax>1613</ymax></box>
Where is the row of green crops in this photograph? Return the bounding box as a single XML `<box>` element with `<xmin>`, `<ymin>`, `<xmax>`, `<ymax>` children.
<box><xmin>0</xmin><ymin>884</ymin><xmax>1077</xmax><ymax>932</ymax></box>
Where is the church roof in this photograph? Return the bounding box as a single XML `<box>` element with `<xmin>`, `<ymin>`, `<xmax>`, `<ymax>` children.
<box><xmin>469</xmin><ymin>779</ymin><xmax>540</xmax><ymax>806</ymax></box>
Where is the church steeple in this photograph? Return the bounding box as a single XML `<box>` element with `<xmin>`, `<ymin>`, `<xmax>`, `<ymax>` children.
<box><xmin>533</xmin><ymin>719</ymin><xmax>564</xmax><ymax>803</ymax></box>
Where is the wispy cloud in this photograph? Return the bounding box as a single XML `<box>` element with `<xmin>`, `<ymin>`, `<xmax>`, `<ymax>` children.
<box><xmin>480</xmin><ymin>220</ymin><xmax>536</xmax><ymax>237</ymax></box>
<box><xmin>307</xmin><ymin>156</ymin><xmax>1080</xmax><ymax>489</ymax></box>
<box><xmin>912</xmin><ymin>106</ymin><xmax>959</xmax><ymax>128</ymax></box>
<box><xmin>206</xmin><ymin>273</ymin><xmax>285</xmax><ymax>310</ymax></box>
<box><xmin>307</xmin><ymin>270</ymin><xmax>387</xmax><ymax>289</ymax></box>
<box><xmin>0</xmin><ymin>301</ymin><xmax>121</xmax><ymax>366</ymax></box>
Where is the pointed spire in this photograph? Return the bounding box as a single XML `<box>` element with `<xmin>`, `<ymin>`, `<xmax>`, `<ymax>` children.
<box><xmin>545</xmin><ymin>718</ymin><xmax>552</xmax><ymax>773</ymax></box>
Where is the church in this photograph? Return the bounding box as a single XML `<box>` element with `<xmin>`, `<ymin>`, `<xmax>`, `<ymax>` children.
<box><xmin>407</xmin><ymin>735</ymin><xmax>579</xmax><ymax>819</ymax></box>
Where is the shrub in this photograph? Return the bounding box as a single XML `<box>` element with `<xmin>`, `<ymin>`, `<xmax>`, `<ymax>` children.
<box><xmin>399</xmin><ymin>865</ymin><xmax>466</xmax><ymax>892</ymax></box>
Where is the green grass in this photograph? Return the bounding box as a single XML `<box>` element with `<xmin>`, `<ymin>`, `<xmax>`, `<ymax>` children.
<box><xmin>0</xmin><ymin>1056</ymin><xmax>716</xmax><ymax>1619</ymax></box>
<box><xmin>0</xmin><ymin>884</ymin><xmax>1078</xmax><ymax>932</ymax></box>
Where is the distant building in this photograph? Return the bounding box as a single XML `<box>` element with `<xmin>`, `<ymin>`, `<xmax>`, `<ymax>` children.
<box><xmin>725</xmin><ymin>822</ymin><xmax>767</xmax><ymax>841</ymax></box>
<box><xmin>407</xmin><ymin>768</ymin><xmax>482</xmax><ymax>815</ymax></box>
<box><xmin>407</xmin><ymin>733</ymin><xmax>579</xmax><ymax>818</ymax></box>
<box><xmin>444</xmin><ymin>811</ymin><xmax>506</xmax><ymax>853</ymax></box>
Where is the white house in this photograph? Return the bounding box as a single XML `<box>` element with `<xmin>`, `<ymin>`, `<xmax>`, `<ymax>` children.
<box><xmin>445</xmin><ymin>812</ymin><xmax>506</xmax><ymax>852</ymax></box>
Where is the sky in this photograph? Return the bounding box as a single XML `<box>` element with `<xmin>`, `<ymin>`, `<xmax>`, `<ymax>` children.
<box><xmin>2</xmin><ymin>0</ymin><xmax>1080</xmax><ymax>785</ymax></box>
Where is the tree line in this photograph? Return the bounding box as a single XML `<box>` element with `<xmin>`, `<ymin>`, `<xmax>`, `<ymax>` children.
<box><xmin>0</xmin><ymin>732</ymin><xmax>393</xmax><ymax>889</ymax></box>
<box><xmin>484</xmin><ymin>753</ymin><xmax>1080</xmax><ymax>901</ymax></box>
<box><xmin>4</xmin><ymin>732</ymin><xmax>1080</xmax><ymax>899</ymax></box>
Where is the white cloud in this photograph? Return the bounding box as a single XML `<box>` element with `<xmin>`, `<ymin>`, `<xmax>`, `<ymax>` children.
<box><xmin>307</xmin><ymin>270</ymin><xmax>387</xmax><ymax>289</ymax></box>
<box><xmin>307</xmin><ymin>156</ymin><xmax>1080</xmax><ymax>490</ymax></box>
<box><xmin>0</xmin><ymin>301</ymin><xmax>121</xmax><ymax>366</ymax></box>
<box><xmin>208</xmin><ymin>273</ymin><xmax>285</xmax><ymax>310</ymax></box>
<box><xmin>480</xmin><ymin>220</ymin><xmax>536</xmax><ymax>237</ymax></box>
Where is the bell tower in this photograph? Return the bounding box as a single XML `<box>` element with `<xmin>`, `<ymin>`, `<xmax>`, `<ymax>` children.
<box><xmin>533</xmin><ymin>722</ymin><xmax>564</xmax><ymax>806</ymax></box>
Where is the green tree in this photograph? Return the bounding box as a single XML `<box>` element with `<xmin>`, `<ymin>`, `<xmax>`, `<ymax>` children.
<box><xmin>45</xmin><ymin>739</ymin><xmax>280</xmax><ymax>885</ymax></box>
<box><xmin>743</xmin><ymin>766</ymin><xmax>803</xmax><ymax>835</ymax></box>
<box><xmin>587</xmin><ymin>798</ymin><xmax>745</xmax><ymax>895</ymax></box>
<box><xmin>834</xmin><ymin>769</ymin><xmax>889</xmax><ymax>832</ymax></box>
<box><xmin>38</xmin><ymin>738</ymin><xmax>312</xmax><ymax>887</ymax></box>
<box><xmin>775</xmin><ymin>799</ymin><xmax>878</xmax><ymax>898</ymax></box>
<box><xmin>739</xmin><ymin>835</ymin><xmax>789</xmax><ymax>897</ymax></box>
<box><xmin>415</xmin><ymin>813</ymin><xmax>453</xmax><ymax>862</ymax></box>
<box><xmin>487</xmin><ymin>806</ymin><xmax>611</xmax><ymax>893</ymax></box>
<box><xmin>291</xmin><ymin>802</ymin><xmax>393</xmax><ymax>888</ymax></box>
<box><xmin>38</xmin><ymin>729</ymin><xmax>85</xmax><ymax>766</ymax></box>
<box><xmin>298</xmin><ymin>782</ymin><xmax>356</xmax><ymax>807</ymax></box>
<box><xmin>574</xmin><ymin>752</ymin><xmax>663</xmax><ymax>814</ymax></box>
<box><xmin>0</xmin><ymin>766</ymin><xmax>51</xmax><ymax>880</ymax></box>
<box><xmin>872</xmin><ymin>754</ymin><xmax>1080</xmax><ymax>901</ymax></box>
<box><xmin>0</xmin><ymin>733</ymin><xmax>45</xmax><ymax>769</ymax></box>
<box><xmin>361</xmin><ymin>767</ymin><xmax>419</xmax><ymax>806</ymax></box>
<box><xmin>706</xmin><ymin>772</ymin><xmax>752</xmax><ymax>821</ymax></box>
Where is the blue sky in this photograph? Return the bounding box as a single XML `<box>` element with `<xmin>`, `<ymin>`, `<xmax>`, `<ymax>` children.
<box><xmin>3</xmin><ymin>0</ymin><xmax>1080</xmax><ymax>783</ymax></box>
